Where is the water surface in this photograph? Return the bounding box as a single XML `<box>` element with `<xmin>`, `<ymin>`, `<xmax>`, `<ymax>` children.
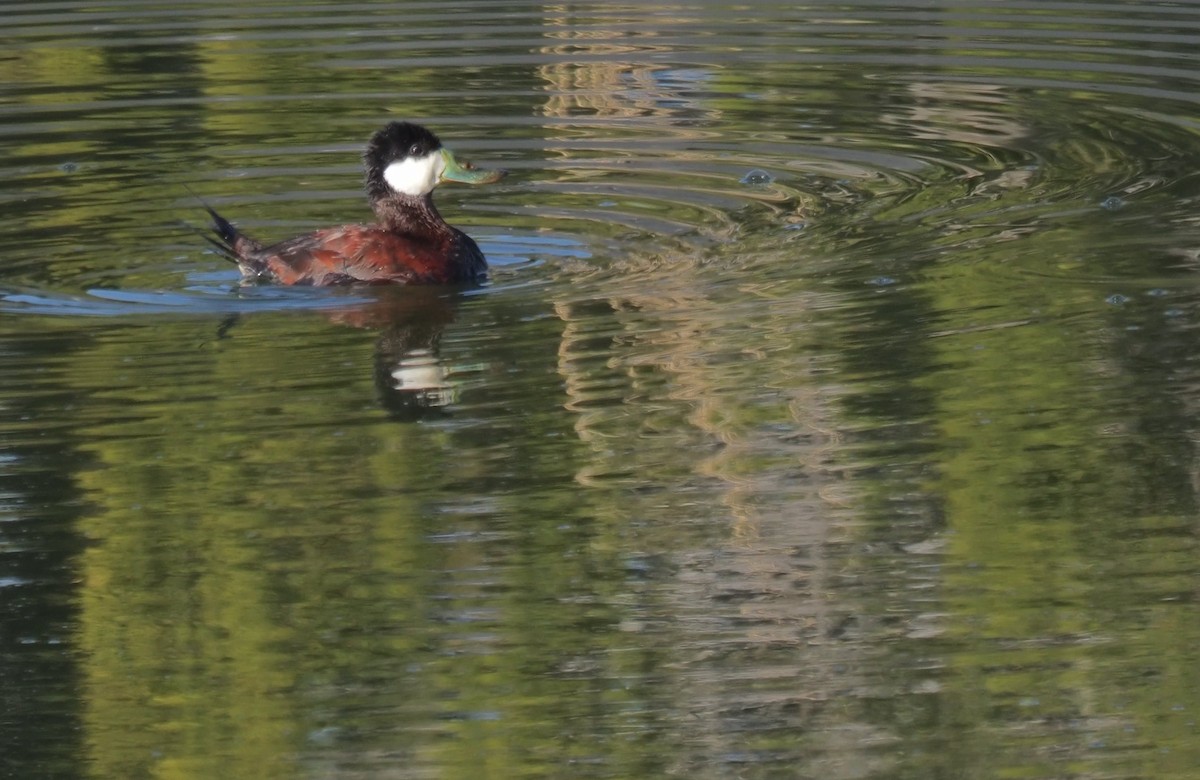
<box><xmin>4</xmin><ymin>1</ymin><xmax>1200</xmax><ymax>778</ymax></box>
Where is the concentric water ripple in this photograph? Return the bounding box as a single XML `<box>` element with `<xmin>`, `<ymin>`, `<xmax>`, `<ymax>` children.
<box><xmin>6</xmin><ymin>3</ymin><xmax>1200</xmax><ymax>779</ymax></box>
<box><xmin>1</xmin><ymin>0</ymin><xmax>1198</xmax><ymax>309</ymax></box>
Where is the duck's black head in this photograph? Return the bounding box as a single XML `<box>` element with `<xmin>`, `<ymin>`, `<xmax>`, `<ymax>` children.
<box><xmin>363</xmin><ymin>121</ymin><xmax>505</xmax><ymax>204</ymax></box>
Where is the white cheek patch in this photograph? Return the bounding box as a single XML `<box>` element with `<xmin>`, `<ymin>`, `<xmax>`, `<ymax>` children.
<box><xmin>382</xmin><ymin>151</ymin><xmax>445</xmax><ymax>197</ymax></box>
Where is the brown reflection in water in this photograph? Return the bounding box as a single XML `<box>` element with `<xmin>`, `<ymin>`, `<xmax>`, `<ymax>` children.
<box><xmin>532</xmin><ymin>11</ymin><xmax>882</xmax><ymax>769</ymax></box>
<box><xmin>538</xmin><ymin>10</ymin><xmax>675</xmax><ymax>119</ymax></box>
<box><xmin>550</xmin><ymin>275</ymin><xmax>879</xmax><ymax>771</ymax></box>
<box><xmin>889</xmin><ymin>82</ymin><xmax>1030</xmax><ymax>150</ymax></box>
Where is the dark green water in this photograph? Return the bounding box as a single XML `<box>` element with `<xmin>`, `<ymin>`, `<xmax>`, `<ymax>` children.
<box><xmin>4</xmin><ymin>1</ymin><xmax>1200</xmax><ymax>778</ymax></box>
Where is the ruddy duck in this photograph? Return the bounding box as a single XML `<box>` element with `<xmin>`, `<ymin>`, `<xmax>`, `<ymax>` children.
<box><xmin>202</xmin><ymin>122</ymin><xmax>505</xmax><ymax>285</ymax></box>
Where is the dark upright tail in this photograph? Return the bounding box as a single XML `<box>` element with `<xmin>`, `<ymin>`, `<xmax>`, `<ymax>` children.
<box><xmin>185</xmin><ymin>186</ymin><xmax>269</xmax><ymax>277</ymax></box>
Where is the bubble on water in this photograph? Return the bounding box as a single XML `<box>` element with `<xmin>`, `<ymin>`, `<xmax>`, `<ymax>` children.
<box><xmin>1100</xmin><ymin>195</ymin><xmax>1125</xmax><ymax>210</ymax></box>
<box><xmin>307</xmin><ymin>727</ymin><xmax>342</xmax><ymax>745</ymax></box>
<box><xmin>868</xmin><ymin>276</ymin><xmax>897</xmax><ymax>287</ymax></box>
<box><xmin>1106</xmin><ymin>293</ymin><xmax>1129</xmax><ymax>306</ymax></box>
<box><xmin>739</xmin><ymin>168</ymin><xmax>774</xmax><ymax>186</ymax></box>
<box><xmin>59</xmin><ymin>162</ymin><xmax>79</xmax><ymax>173</ymax></box>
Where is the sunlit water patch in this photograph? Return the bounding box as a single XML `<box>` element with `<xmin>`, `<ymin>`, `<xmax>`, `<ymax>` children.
<box><xmin>4</xmin><ymin>1</ymin><xmax>1200</xmax><ymax>779</ymax></box>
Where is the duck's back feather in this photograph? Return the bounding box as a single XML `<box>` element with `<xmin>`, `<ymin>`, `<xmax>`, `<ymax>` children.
<box><xmin>206</xmin><ymin>212</ymin><xmax>487</xmax><ymax>286</ymax></box>
<box><xmin>252</xmin><ymin>226</ymin><xmax>485</xmax><ymax>285</ymax></box>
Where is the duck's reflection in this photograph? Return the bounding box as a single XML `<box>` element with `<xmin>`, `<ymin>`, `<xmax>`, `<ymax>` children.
<box><xmin>322</xmin><ymin>286</ymin><xmax>463</xmax><ymax>418</ymax></box>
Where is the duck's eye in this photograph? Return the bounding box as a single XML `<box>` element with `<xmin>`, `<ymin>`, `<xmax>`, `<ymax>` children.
<box><xmin>409</xmin><ymin>143</ymin><xmax>421</xmax><ymax>157</ymax></box>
